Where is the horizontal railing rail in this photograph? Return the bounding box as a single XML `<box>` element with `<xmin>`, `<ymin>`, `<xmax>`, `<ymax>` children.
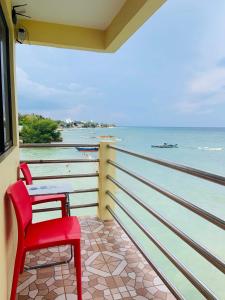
<box><xmin>70</xmin><ymin>188</ymin><xmax>99</xmax><ymax>194</ymax></box>
<box><xmin>21</xmin><ymin>159</ymin><xmax>99</xmax><ymax>164</ymax></box>
<box><xmin>21</xmin><ymin>173</ymin><xmax>99</xmax><ymax>181</ymax></box>
<box><xmin>108</xmin><ymin>159</ymin><xmax>225</xmax><ymax>230</ymax></box>
<box><xmin>106</xmin><ymin>191</ymin><xmax>217</xmax><ymax>300</ymax></box>
<box><xmin>20</xmin><ymin>143</ymin><xmax>100</xmax><ymax>148</ymax></box>
<box><xmin>107</xmin><ymin>175</ymin><xmax>225</xmax><ymax>274</ymax></box>
<box><xmin>108</xmin><ymin>145</ymin><xmax>225</xmax><ymax>186</ymax></box>
<box><xmin>33</xmin><ymin>202</ymin><xmax>98</xmax><ymax>214</ymax></box>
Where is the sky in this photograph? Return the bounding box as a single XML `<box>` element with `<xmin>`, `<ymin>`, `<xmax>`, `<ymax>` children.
<box><xmin>16</xmin><ymin>0</ymin><xmax>225</xmax><ymax>127</ymax></box>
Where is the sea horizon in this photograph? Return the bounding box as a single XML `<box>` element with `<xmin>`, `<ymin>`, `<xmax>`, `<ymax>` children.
<box><xmin>112</xmin><ymin>125</ymin><xmax>225</xmax><ymax>129</ymax></box>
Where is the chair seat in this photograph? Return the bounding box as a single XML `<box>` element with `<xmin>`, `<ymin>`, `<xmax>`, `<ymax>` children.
<box><xmin>31</xmin><ymin>193</ymin><xmax>66</xmax><ymax>205</ymax></box>
<box><xmin>25</xmin><ymin>216</ymin><xmax>80</xmax><ymax>250</ymax></box>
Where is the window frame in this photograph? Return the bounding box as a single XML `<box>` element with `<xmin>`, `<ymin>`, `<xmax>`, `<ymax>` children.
<box><xmin>0</xmin><ymin>4</ymin><xmax>13</xmax><ymax>156</ymax></box>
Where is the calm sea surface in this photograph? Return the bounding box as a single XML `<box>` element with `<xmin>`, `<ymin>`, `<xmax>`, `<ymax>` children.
<box><xmin>20</xmin><ymin>127</ymin><xmax>225</xmax><ymax>299</ymax></box>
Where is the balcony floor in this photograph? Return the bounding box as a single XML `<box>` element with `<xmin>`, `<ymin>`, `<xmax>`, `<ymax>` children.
<box><xmin>17</xmin><ymin>217</ymin><xmax>175</xmax><ymax>300</ymax></box>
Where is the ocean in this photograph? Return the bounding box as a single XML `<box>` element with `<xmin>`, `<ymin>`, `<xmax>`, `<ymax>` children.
<box><xmin>20</xmin><ymin>127</ymin><xmax>225</xmax><ymax>299</ymax></box>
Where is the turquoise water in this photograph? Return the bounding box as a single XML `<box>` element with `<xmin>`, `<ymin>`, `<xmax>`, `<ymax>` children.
<box><xmin>20</xmin><ymin>127</ymin><xmax>225</xmax><ymax>299</ymax></box>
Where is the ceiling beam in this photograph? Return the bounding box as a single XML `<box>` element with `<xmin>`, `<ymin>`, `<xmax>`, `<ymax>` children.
<box><xmin>18</xmin><ymin>19</ymin><xmax>105</xmax><ymax>51</ymax></box>
<box><xmin>105</xmin><ymin>0</ymin><xmax>166</xmax><ymax>52</ymax></box>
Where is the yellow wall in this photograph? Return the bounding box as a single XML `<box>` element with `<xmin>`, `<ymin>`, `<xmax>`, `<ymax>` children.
<box><xmin>0</xmin><ymin>1</ymin><xmax>19</xmax><ymax>300</ymax></box>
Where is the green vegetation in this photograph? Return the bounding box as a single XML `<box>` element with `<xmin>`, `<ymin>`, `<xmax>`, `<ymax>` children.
<box><xmin>19</xmin><ymin>114</ymin><xmax>62</xmax><ymax>143</ymax></box>
<box><xmin>18</xmin><ymin>113</ymin><xmax>116</xmax><ymax>143</ymax></box>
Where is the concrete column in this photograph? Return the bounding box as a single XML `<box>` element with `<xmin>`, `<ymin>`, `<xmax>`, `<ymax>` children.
<box><xmin>98</xmin><ymin>141</ymin><xmax>116</xmax><ymax>220</ymax></box>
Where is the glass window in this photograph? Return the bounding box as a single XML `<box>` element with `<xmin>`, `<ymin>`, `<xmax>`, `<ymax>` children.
<box><xmin>0</xmin><ymin>5</ymin><xmax>12</xmax><ymax>155</ymax></box>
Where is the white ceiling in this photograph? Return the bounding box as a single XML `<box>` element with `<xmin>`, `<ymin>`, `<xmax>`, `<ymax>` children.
<box><xmin>12</xmin><ymin>0</ymin><xmax>126</xmax><ymax>30</ymax></box>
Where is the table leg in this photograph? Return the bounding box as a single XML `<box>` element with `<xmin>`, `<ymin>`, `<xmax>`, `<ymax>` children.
<box><xmin>65</xmin><ymin>192</ymin><xmax>73</xmax><ymax>262</ymax></box>
<box><xmin>66</xmin><ymin>192</ymin><xmax>71</xmax><ymax>216</ymax></box>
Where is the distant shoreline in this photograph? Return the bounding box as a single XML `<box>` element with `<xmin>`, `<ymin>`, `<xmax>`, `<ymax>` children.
<box><xmin>63</xmin><ymin>125</ymin><xmax>225</xmax><ymax>128</ymax></box>
<box><xmin>111</xmin><ymin>126</ymin><xmax>225</xmax><ymax>129</ymax></box>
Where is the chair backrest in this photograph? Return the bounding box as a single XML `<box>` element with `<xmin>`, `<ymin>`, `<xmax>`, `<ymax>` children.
<box><xmin>20</xmin><ymin>162</ymin><xmax>33</xmax><ymax>185</ymax></box>
<box><xmin>7</xmin><ymin>180</ymin><xmax>32</xmax><ymax>232</ymax></box>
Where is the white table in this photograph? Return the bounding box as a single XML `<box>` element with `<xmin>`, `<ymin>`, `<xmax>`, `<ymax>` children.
<box><xmin>27</xmin><ymin>183</ymin><xmax>74</xmax><ymax>195</ymax></box>
<box><xmin>27</xmin><ymin>183</ymin><xmax>74</xmax><ymax>215</ymax></box>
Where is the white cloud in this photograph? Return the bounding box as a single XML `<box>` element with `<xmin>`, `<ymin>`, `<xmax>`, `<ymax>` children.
<box><xmin>16</xmin><ymin>66</ymin><xmax>104</xmax><ymax>120</ymax></box>
<box><xmin>16</xmin><ymin>67</ymin><xmax>102</xmax><ymax>104</ymax></box>
<box><xmin>174</xmin><ymin>1</ymin><xmax>225</xmax><ymax>116</ymax></box>
<box><xmin>37</xmin><ymin>104</ymin><xmax>88</xmax><ymax>120</ymax></box>
<box><xmin>189</xmin><ymin>67</ymin><xmax>225</xmax><ymax>95</ymax></box>
<box><xmin>177</xmin><ymin>66</ymin><xmax>225</xmax><ymax>114</ymax></box>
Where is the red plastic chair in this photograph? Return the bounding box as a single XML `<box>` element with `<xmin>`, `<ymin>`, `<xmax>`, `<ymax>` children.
<box><xmin>20</xmin><ymin>162</ymin><xmax>67</xmax><ymax>217</ymax></box>
<box><xmin>7</xmin><ymin>180</ymin><xmax>82</xmax><ymax>300</ymax></box>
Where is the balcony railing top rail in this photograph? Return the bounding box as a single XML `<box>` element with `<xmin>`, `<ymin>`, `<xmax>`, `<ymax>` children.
<box><xmin>20</xmin><ymin>143</ymin><xmax>100</xmax><ymax>148</ymax></box>
<box><xmin>20</xmin><ymin>159</ymin><xmax>99</xmax><ymax>164</ymax></box>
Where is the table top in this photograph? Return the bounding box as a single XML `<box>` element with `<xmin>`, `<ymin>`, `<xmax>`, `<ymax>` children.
<box><xmin>27</xmin><ymin>183</ymin><xmax>74</xmax><ymax>196</ymax></box>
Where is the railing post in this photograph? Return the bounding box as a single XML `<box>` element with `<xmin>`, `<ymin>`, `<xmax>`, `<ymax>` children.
<box><xmin>98</xmin><ymin>141</ymin><xmax>116</xmax><ymax>220</ymax></box>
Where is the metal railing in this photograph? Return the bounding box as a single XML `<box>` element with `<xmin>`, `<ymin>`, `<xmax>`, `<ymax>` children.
<box><xmin>19</xmin><ymin>142</ymin><xmax>225</xmax><ymax>299</ymax></box>
<box><xmin>106</xmin><ymin>145</ymin><xmax>225</xmax><ymax>300</ymax></box>
<box><xmin>20</xmin><ymin>143</ymin><xmax>99</xmax><ymax>212</ymax></box>
<box><xmin>109</xmin><ymin>145</ymin><xmax>225</xmax><ymax>186</ymax></box>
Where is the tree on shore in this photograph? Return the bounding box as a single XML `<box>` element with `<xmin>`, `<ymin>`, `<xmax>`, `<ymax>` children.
<box><xmin>19</xmin><ymin>114</ymin><xmax>62</xmax><ymax>143</ymax></box>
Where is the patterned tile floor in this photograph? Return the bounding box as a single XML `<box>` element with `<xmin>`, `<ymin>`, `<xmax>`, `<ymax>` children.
<box><xmin>17</xmin><ymin>217</ymin><xmax>176</xmax><ymax>300</ymax></box>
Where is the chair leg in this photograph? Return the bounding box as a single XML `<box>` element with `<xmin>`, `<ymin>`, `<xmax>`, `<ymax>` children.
<box><xmin>11</xmin><ymin>247</ymin><xmax>23</xmax><ymax>300</ymax></box>
<box><xmin>61</xmin><ymin>200</ymin><xmax>67</xmax><ymax>217</ymax></box>
<box><xmin>20</xmin><ymin>251</ymin><xmax>26</xmax><ymax>273</ymax></box>
<box><xmin>74</xmin><ymin>241</ymin><xmax>82</xmax><ymax>300</ymax></box>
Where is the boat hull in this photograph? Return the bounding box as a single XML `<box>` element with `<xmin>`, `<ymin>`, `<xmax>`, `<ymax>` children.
<box><xmin>76</xmin><ymin>147</ymin><xmax>98</xmax><ymax>152</ymax></box>
<box><xmin>151</xmin><ymin>144</ymin><xmax>178</xmax><ymax>149</ymax></box>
